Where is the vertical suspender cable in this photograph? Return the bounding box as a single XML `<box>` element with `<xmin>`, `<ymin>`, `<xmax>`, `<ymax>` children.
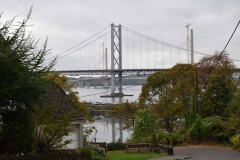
<box><xmin>147</xmin><ymin>39</ymin><xmax>149</xmax><ymax>69</ymax></box>
<box><xmin>88</xmin><ymin>44</ymin><xmax>90</xmax><ymax>70</ymax></box>
<box><xmin>162</xmin><ymin>44</ymin><xmax>163</xmax><ymax>69</ymax></box>
<box><xmin>94</xmin><ymin>36</ymin><xmax>96</xmax><ymax>69</ymax></box>
<box><xmin>133</xmin><ymin>33</ymin><xmax>135</xmax><ymax>69</ymax></box>
<box><xmin>140</xmin><ymin>36</ymin><xmax>142</xmax><ymax>69</ymax></box>
<box><xmin>155</xmin><ymin>42</ymin><xmax>156</xmax><ymax>69</ymax></box>
<box><xmin>178</xmin><ymin>49</ymin><xmax>180</xmax><ymax>63</ymax></box>
<box><xmin>126</xmin><ymin>30</ymin><xmax>128</xmax><ymax>69</ymax></box>
<box><xmin>170</xmin><ymin>46</ymin><xmax>171</xmax><ymax>67</ymax></box>
<box><xmin>106</xmin><ymin>29</ymin><xmax>108</xmax><ymax>69</ymax></box>
<box><xmin>87</xmin><ymin>46</ymin><xmax>89</xmax><ymax>70</ymax></box>
<box><xmin>86</xmin><ymin>42</ymin><xmax>87</xmax><ymax>70</ymax></box>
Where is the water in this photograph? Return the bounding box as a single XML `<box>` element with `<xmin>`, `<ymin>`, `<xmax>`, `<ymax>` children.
<box><xmin>74</xmin><ymin>85</ymin><xmax>142</xmax><ymax>104</ymax></box>
<box><xmin>85</xmin><ymin>116</ymin><xmax>132</xmax><ymax>143</ymax></box>
<box><xmin>74</xmin><ymin>85</ymin><xmax>142</xmax><ymax>143</ymax></box>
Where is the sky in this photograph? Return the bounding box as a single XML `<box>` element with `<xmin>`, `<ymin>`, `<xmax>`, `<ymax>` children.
<box><xmin>1</xmin><ymin>0</ymin><xmax>240</xmax><ymax>68</ymax></box>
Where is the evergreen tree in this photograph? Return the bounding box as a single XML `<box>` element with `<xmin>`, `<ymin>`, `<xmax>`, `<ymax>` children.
<box><xmin>0</xmin><ymin>8</ymin><xmax>55</xmax><ymax>154</ymax></box>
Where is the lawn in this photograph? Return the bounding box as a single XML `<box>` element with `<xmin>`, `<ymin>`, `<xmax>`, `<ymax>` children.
<box><xmin>107</xmin><ymin>151</ymin><xmax>166</xmax><ymax>160</ymax></box>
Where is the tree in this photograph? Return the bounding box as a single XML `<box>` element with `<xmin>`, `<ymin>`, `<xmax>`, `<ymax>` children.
<box><xmin>132</xmin><ymin>109</ymin><xmax>158</xmax><ymax>142</ymax></box>
<box><xmin>167</xmin><ymin>64</ymin><xmax>197</xmax><ymax>130</ymax></box>
<box><xmin>139</xmin><ymin>64</ymin><xmax>197</xmax><ymax>131</ymax></box>
<box><xmin>196</xmin><ymin>52</ymin><xmax>236</xmax><ymax>117</ymax></box>
<box><xmin>34</xmin><ymin>102</ymin><xmax>74</xmax><ymax>152</ymax></box>
<box><xmin>227</xmin><ymin>87</ymin><xmax>240</xmax><ymax>134</ymax></box>
<box><xmin>110</xmin><ymin>100</ymin><xmax>142</xmax><ymax>131</ymax></box>
<box><xmin>0</xmin><ymin>9</ymin><xmax>55</xmax><ymax>154</ymax></box>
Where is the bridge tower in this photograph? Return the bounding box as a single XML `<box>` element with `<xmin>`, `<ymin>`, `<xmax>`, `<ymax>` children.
<box><xmin>110</xmin><ymin>23</ymin><xmax>123</xmax><ymax>97</ymax></box>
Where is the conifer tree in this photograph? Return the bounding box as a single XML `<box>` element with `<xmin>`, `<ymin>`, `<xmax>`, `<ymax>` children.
<box><xmin>0</xmin><ymin>8</ymin><xmax>55</xmax><ymax>154</ymax></box>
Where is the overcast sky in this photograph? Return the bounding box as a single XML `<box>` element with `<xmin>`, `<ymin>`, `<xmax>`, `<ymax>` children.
<box><xmin>1</xmin><ymin>0</ymin><xmax>240</xmax><ymax>68</ymax></box>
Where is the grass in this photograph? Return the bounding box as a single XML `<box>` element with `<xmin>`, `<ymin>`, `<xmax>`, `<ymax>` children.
<box><xmin>107</xmin><ymin>151</ymin><xmax>166</xmax><ymax>160</ymax></box>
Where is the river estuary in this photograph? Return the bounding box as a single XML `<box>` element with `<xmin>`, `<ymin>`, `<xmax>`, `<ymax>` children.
<box><xmin>73</xmin><ymin>85</ymin><xmax>142</xmax><ymax>143</ymax></box>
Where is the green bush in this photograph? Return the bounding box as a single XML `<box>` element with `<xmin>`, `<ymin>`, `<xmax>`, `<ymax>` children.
<box><xmin>205</xmin><ymin>117</ymin><xmax>235</xmax><ymax>143</ymax></box>
<box><xmin>107</xmin><ymin>141</ymin><xmax>126</xmax><ymax>151</ymax></box>
<box><xmin>231</xmin><ymin>134</ymin><xmax>240</xmax><ymax>149</ymax></box>
<box><xmin>130</xmin><ymin>135</ymin><xmax>152</xmax><ymax>143</ymax></box>
<box><xmin>157</xmin><ymin>132</ymin><xmax>184</xmax><ymax>146</ymax></box>
<box><xmin>80</xmin><ymin>147</ymin><xmax>93</xmax><ymax>160</ymax></box>
<box><xmin>80</xmin><ymin>144</ymin><xmax>106</xmax><ymax>160</ymax></box>
<box><xmin>188</xmin><ymin>116</ymin><xmax>236</xmax><ymax>144</ymax></box>
<box><xmin>132</xmin><ymin>109</ymin><xmax>158</xmax><ymax>141</ymax></box>
<box><xmin>187</xmin><ymin>117</ymin><xmax>211</xmax><ymax>142</ymax></box>
<box><xmin>151</xmin><ymin>133</ymin><xmax>159</xmax><ymax>148</ymax></box>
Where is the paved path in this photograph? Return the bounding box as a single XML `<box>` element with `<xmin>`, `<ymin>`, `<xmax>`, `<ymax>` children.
<box><xmin>148</xmin><ymin>148</ymin><xmax>240</xmax><ymax>160</ymax></box>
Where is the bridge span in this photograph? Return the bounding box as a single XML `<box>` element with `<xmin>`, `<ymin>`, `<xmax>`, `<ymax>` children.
<box><xmin>67</xmin><ymin>74</ymin><xmax>148</xmax><ymax>88</ymax></box>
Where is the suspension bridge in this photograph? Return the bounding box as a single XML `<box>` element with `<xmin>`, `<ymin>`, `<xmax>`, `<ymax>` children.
<box><xmin>46</xmin><ymin>23</ymin><xmax>240</xmax><ymax>97</ymax></box>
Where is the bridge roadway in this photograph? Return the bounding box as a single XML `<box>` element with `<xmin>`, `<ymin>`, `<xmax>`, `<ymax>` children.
<box><xmin>68</xmin><ymin>75</ymin><xmax>148</xmax><ymax>81</ymax></box>
<box><xmin>67</xmin><ymin>74</ymin><xmax>147</xmax><ymax>88</ymax></box>
<box><xmin>52</xmin><ymin>68</ymin><xmax>240</xmax><ymax>76</ymax></box>
<box><xmin>57</xmin><ymin>68</ymin><xmax>240</xmax><ymax>92</ymax></box>
<box><xmin>52</xmin><ymin>69</ymin><xmax>167</xmax><ymax>76</ymax></box>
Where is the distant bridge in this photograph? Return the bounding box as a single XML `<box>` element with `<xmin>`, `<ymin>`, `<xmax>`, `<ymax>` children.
<box><xmin>55</xmin><ymin>69</ymin><xmax>167</xmax><ymax>76</ymax></box>
<box><xmin>50</xmin><ymin>23</ymin><xmax>240</xmax><ymax>97</ymax></box>
<box><xmin>67</xmin><ymin>74</ymin><xmax>148</xmax><ymax>88</ymax></box>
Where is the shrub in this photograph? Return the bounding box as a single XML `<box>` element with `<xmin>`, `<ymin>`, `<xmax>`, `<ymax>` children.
<box><xmin>230</xmin><ymin>134</ymin><xmax>240</xmax><ymax>149</ymax></box>
<box><xmin>187</xmin><ymin>117</ymin><xmax>211</xmax><ymax>142</ymax></box>
<box><xmin>130</xmin><ymin>135</ymin><xmax>152</xmax><ymax>143</ymax></box>
<box><xmin>151</xmin><ymin>133</ymin><xmax>159</xmax><ymax>148</ymax></box>
<box><xmin>80</xmin><ymin>147</ymin><xmax>93</xmax><ymax>160</ymax></box>
<box><xmin>107</xmin><ymin>141</ymin><xmax>126</xmax><ymax>151</ymax></box>
<box><xmin>81</xmin><ymin>144</ymin><xmax>106</xmax><ymax>160</ymax></box>
<box><xmin>132</xmin><ymin>109</ymin><xmax>158</xmax><ymax>141</ymax></box>
<box><xmin>205</xmin><ymin>116</ymin><xmax>235</xmax><ymax>143</ymax></box>
<box><xmin>157</xmin><ymin>132</ymin><xmax>185</xmax><ymax>146</ymax></box>
<box><xmin>187</xmin><ymin>116</ymin><xmax>236</xmax><ymax>144</ymax></box>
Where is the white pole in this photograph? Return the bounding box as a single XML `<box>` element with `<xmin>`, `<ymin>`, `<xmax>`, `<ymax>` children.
<box><xmin>185</xmin><ymin>23</ymin><xmax>192</xmax><ymax>63</ymax></box>
<box><xmin>190</xmin><ymin>29</ymin><xmax>194</xmax><ymax>64</ymax></box>
<box><xmin>103</xmin><ymin>43</ymin><xmax>104</xmax><ymax>69</ymax></box>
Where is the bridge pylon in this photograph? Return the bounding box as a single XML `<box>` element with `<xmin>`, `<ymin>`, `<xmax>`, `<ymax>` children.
<box><xmin>110</xmin><ymin>23</ymin><xmax>124</xmax><ymax>97</ymax></box>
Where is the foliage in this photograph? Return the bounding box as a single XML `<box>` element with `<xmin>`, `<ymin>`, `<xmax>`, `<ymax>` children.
<box><xmin>139</xmin><ymin>53</ymin><xmax>236</xmax><ymax>135</ymax></box>
<box><xmin>33</xmin><ymin>72</ymin><xmax>91</xmax><ymax>152</ymax></box>
<box><xmin>227</xmin><ymin>87</ymin><xmax>240</xmax><ymax>134</ymax></box>
<box><xmin>156</xmin><ymin>132</ymin><xmax>185</xmax><ymax>146</ymax></box>
<box><xmin>107</xmin><ymin>141</ymin><xmax>126</xmax><ymax>151</ymax></box>
<box><xmin>205</xmin><ymin>116</ymin><xmax>236</xmax><ymax>143</ymax></box>
<box><xmin>188</xmin><ymin>116</ymin><xmax>236</xmax><ymax>143</ymax></box>
<box><xmin>139</xmin><ymin>64</ymin><xmax>197</xmax><ymax>131</ymax></box>
<box><xmin>34</xmin><ymin>103</ymin><xmax>74</xmax><ymax>152</ymax></box>
<box><xmin>0</xmin><ymin>108</ymin><xmax>35</xmax><ymax>154</ymax></box>
<box><xmin>81</xmin><ymin>144</ymin><xmax>106</xmax><ymax>160</ymax></box>
<box><xmin>187</xmin><ymin>117</ymin><xmax>211</xmax><ymax>142</ymax></box>
<box><xmin>196</xmin><ymin>52</ymin><xmax>236</xmax><ymax>118</ymax></box>
<box><xmin>0</xmin><ymin>8</ymin><xmax>55</xmax><ymax>154</ymax></box>
<box><xmin>109</xmin><ymin>101</ymin><xmax>142</xmax><ymax>131</ymax></box>
<box><xmin>150</xmin><ymin>132</ymin><xmax>159</xmax><ymax>148</ymax></box>
<box><xmin>80</xmin><ymin>147</ymin><xmax>93</xmax><ymax>160</ymax></box>
<box><xmin>132</xmin><ymin>109</ymin><xmax>158</xmax><ymax>142</ymax></box>
<box><xmin>107</xmin><ymin>151</ymin><xmax>166</xmax><ymax>160</ymax></box>
<box><xmin>230</xmin><ymin>134</ymin><xmax>240</xmax><ymax>149</ymax></box>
